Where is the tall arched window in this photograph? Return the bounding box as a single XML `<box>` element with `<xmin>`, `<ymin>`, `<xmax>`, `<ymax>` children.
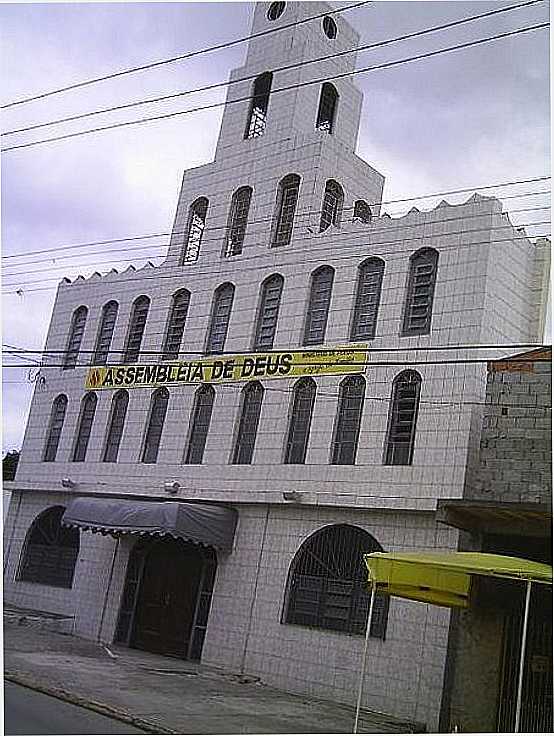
<box><xmin>63</xmin><ymin>305</ymin><xmax>88</xmax><ymax>369</ymax></box>
<box><xmin>232</xmin><ymin>381</ymin><xmax>264</xmax><ymax>464</ymax></box>
<box><xmin>271</xmin><ymin>173</ymin><xmax>300</xmax><ymax>247</ymax></box>
<box><xmin>162</xmin><ymin>289</ymin><xmax>191</xmax><ymax>361</ymax></box>
<box><xmin>384</xmin><ymin>370</ymin><xmax>421</xmax><ymax>465</ymax></box>
<box><xmin>72</xmin><ymin>392</ymin><xmax>97</xmax><ymax>462</ymax></box>
<box><xmin>245</xmin><ymin>72</ymin><xmax>273</xmax><ymax>139</ymax></box>
<box><xmin>181</xmin><ymin>197</ymin><xmax>208</xmax><ymax>265</ymax></box>
<box><xmin>43</xmin><ymin>394</ymin><xmax>68</xmax><ymax>462</ymax></box>
<box><xmin>284</xmin><ymin>524</ymin><xmax>389</xmax><ymax>638</ymax></box>
<box><xmin>123</xmin><ymin>296</ymin><xmax>150</xmax><ymax>363</ymax></box>
<box><xmin>253</xmin><ymin>274</ymin><xmax>284</xmax><ymax>351</ymax></box>
<box><xmin>225</xmin><ymin>186</ymin><xmax>252</xmax><ymax>257</ymax></box>
<box><xmin>93</xmin><ymin>301</ymin><xmax>118</xmax><ymax>365</ymax></box>
<box><xmin>303</xmin><ymin>266</ymin><xmax>334</xmax><ymax>346</ymax></box>
<box><xmin>319</xmin><ymin>179</ymin><xmax>344</xmax><ymax>231</ymax></box>
<box><xmin>316</xmin><ymin>83</ymin><xmax>338</xmax><ymax>133</ymax></box>
<box><xmin>331</xmin><ymin>375</ymin><xmax>365</xmax><ymax>465</ymax></box>
<box><xmin>142</xmin><ymin>388</ymin><xmax>170</xmax><ymax>464</ymax></box>
<box><xmin>353</xmin><ymin>200</ymin><xmax>372</xmax><ymax>224</ymax></box>
<box><xmin>185</xmin><ymin>385</ymin><xmax>215</xmax><ymax>464</ymax></box>
<box><xmin>402</xmin><ymin>248</ymin><xmax>439</xmax><ymax>336</ymax></box>
<box><xmin>284</xmin><ymin>378</ymin><xmax>316</xmax><ymax>464</ymax></box>
<box><xmin>206</xmin><ymin>283</ymin><xmax>235</xmax><ymax>355</ymax></box>
<box><xmin>18</xmin><ymin>506</ymin><xmax>80</xmax><ymax>588</ymax></box>
<box><xmin>350</xmin><ymin>258</ymin><xmax>385</xmax><ymax>340</ymax></box>
<box><xmin>103</xmin><ymin>389</ymin><xmax>129</xmax><ymax>463</ymax></box>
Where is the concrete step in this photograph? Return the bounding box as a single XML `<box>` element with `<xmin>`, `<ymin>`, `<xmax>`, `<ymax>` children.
<box><xmin>4</xmin><ymin>605</ymin><xmax>74</xmax><ymax>635</ymax></box>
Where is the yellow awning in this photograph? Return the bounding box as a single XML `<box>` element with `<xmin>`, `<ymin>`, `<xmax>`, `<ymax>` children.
<box><xmin>364</xmin><ymin>551</ymin><xmax>553</xmax><ymax>609</ymax></box>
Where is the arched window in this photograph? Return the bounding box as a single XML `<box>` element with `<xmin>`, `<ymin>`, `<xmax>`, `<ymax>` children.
<box><xmin>353</xmin><ymin>200</ymin><xmax>372</xmax><ymax>224</ymax></box>
<box><xmin>284</xmin><ymin>378</ymin><xmax>316</xmax><ymax>464</ymax></box>
<box><xmin>123</xmin><ymin>296</ymin><xmax>150</xmax><ymax>363</ymax></box>
<box><xmin>103</xmin><ymin>389</ymin><xmax>129</xmax><ymax>463</ymax></box>
<box><xmin>303</xmin><ymin>266</ymin><xmax>334</xmax><ymax>346</ymax></box>
<box><xmin>245</xmin><ymin>72</ymin><xmax>273</xmax><ymax>139</ymax></box>
<box><xmin>350</xmin><ymin>258</ymin><xmax>385</xmax><ymax>340</ymax></box>
<box><xmin>206</xmin><ymin>283</ymin><xmax>235</xmax><ymax>355</ymax></box>
<box><xmin>72</xmin><ymin>392</ymin><xmax>97</xmax><ymax>462</ymax></box>
<box><xmin>162</xmin><ymin>289</ymin><xmax>191</xmax><ymax>361</ymax></box>
<box><xmin>63</xmin><ymin>305</ymin><xmax>88</xmax><ymax>369</ymax></box>
<box><xmin>267</xmin><ymin>2</ymin><xmax>285</xmax><ymax>20</ymax></box>
<box><xmin>284</xmin><ymin>524</ymin><xmax>389</xmax><ymax>638</ymax></box>
<box><xmin>271</xmin><ymin>174</ymin><xmax>300</xmax><ymax>247</ymax></box>
<box><xmin>384</xmin><ymin>370</ymin><xmax>421</xmax><ymax>466</ymax></box>
<box><xmin>331</xmin><ymin>375</ymin><xmax>365</xmax><ymax>465</ymax></box>
<box><xmin>185</xmin><ymin>385</ymin><xmax>215</xmax><ymax>464</ymax></box>
<box><xmin>316</xmin><ymin>83</ymin><xmax>338</xmax><ymax>133</ymax></box>
<box><xmin>253</xmin><ymin>274</ymin><xmax>284</xmax><ymax>351</ymax></box>
<box><xmin>18</xmin><ymin>506</ymin><xmax>80</xmax><ymax>588</ymax></box>
<box><xmin>319</xmin><ymin>179</ymin><xmax>344</xmax><ymax>231</ymax></box>
<box><xmin>142</xmin><ymin>388</ymin><xmax>170</xmax><ymax>464</ymax></box>
<box><xmin>43</xmin><ymin>394</ymin><xmax>68</xmax><ymax>462</ymax></box>
<box><xmin>225</xmin><ymin>186</ymin><xmax>252</xmax><ymax>257</ymax></box>
<box><xmin>181</xmin><ymin>197</ymin><xmax>208</xmax><ymax>265</ymax></box>
<box><xmin>93</xmin><ymin>301</ymin><xmax>118</xmax><ymax>365</ymax></box>
<box><xmin>402</xmin><ymin>248</ymin><xmax>439</xmax><ymax>336</ymax></box>
<box><xmin>232</xmin><ymin>381</ymin><xmax>264</xmax><ymax>464</ymax></box>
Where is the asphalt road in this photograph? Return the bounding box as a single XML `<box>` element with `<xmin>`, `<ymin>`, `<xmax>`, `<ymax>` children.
<box><xmin>4</xmin><ymin>681</ymin><xmax>147</xmax><ymax>735</ymax></box>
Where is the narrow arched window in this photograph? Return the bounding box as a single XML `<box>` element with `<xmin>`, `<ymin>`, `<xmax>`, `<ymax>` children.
<box><xmin>271</xmin><ymin>174</ymin><xmax>300</xmax><ymax>247</ymax></box>
<box><xmin>384</xmin><ymin>370</ymin><xmax>421</xmax><ymax>466</ymax></box>
<box><xmin>225</xmin><ymin>186</ymin><xmax>252</xmax><ymax>257</ymax></box>
<box><xmin>316</xmin><ymin>83</ymin><xmax>338</xmax><ymax>133</ymax></box>
<box><xmin>350</xmin><ymin>258</ymin><xmax>385</xmax><ymax>341</ymax></box>
<box><xmin>103</xmin><ymin>389</ymin><xmax>129</xmax><ymax>463</ymax></box>
<box><xmin>353</xmin><ymin>200</ymin><xmax>372</xmax><ymax>224</ymax></box>
<box><xmin>232</xmin><ymin>381</ymin><xmax>264</xmax><ymax>464</ymax></box>
<box><xmin>206</xmin><ymin>283</ymin><xmax>234</xmax><ymax>355</ymax></box>
<box><xmin>245</xmin><ymin>72</ymin><xmax>273</xmax><ymax>139</ymax></box>
<box><xmin>142</xmin><ymin>388</ymin><xmax>169</xmax><ymax>464</ymax></box>
<box><xmin>43</xmin><ymin>394</ymin><xmax>68</xmax><ymax>462</ymax></box>
<box><xmin>284</xmin><ymin>378</ymin><xmax>316</xmax><ymax>464</ymax></box>
<box><xmin>331</xmin><ymin>375</ymin><xmax>365</xmax><ymax>465</ymax></box>
<box><xmin>63</xmin><ymin>306</ymin><xmax>88</xmax><ymax>369</ymax></box>
<box><xmin>162</xmin><ymin>289</ymin><xmax>191</xmax><ymax>361</ymax></box>
<box><xmin>402</xmin><ymin>248</ymin><xmax>439</xmax><ymax>336</ymax></box>
<box><xmin>181</xmin><ymin>197</ymin><xmax>208</xmax><ymax>265</ymax></box>
<box><xmin>123</xmin><ymin>296</ymin><xmax>150</xmax><ymax>363</ymax></box>
<box><xmin>72</xmin><ymin>392</ymin><xmax>97</xmax><ymax>462</ymax></box>
<box><xmin>303</xmin><ymin>266</ymin><xmax>334</xmax><ymax>346</ymax></box>
<box><xmin>319</xmin><ymin>180</ymin><xmax>344</xmax><ymax>232</ymax></box>
<box><xmin>93</xmin><ymin>301</ymin><xmax>118</xmax><ymax>365</ymax></box>
<box><xmin>254</xmin><ymin>274</ymin><xmax>284</xmax><ymax>351</ymax></box>
<box><xmin>185</xmin><ymin>385</ymin><xmax>215</xmax><ymax>464</ymax></box>
<box><xmin>18</xmin><ymin>506</ymin><xmax>79</xmax><ymax>588</ymax></box>
<box><xmin>284</xmin><ymin>524</ymin><xmax>389</xmax><ymax>638</ymax></box>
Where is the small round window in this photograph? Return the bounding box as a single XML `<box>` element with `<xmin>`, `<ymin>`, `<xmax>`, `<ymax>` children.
<box><xmin>322</xmin><ymin>16</ymin><xmax>337</xmax><ymax>39</ymax></box>
<box><xmin>267</xmin><ymin>2</ymin><xmax>286</xmax><ymax>21</ymax></box>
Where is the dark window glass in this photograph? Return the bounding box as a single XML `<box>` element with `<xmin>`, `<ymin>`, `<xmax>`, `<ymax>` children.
<box><xmin>284</xmin><ymin>378</ymin><xmax>316</xmax><ymax>464</ymax></box>
<box><xmin>319</xmin><ymin>180</ymin><xmax>344</xmax><ymax>232</ymax></box>
<box><xmin>353</xmin><ymin>200</ymin><xmax>372</xmax><ymax>224</ymax></box>
<box><xmin>303</xmin><ymin>266</ymin><xmax>334</xmax><ymax>346</ymax></box>
<box><xmin>43</xmin><ymin>395</ymin><xmax>68</xmax><ymax>462</ymax></box>
<box><xmin>267</xmin><ymin>2</ymin><xmax>285</xmax><ymax>20</ymax></box>
<box><xmin>225</xmin><ymin>187</ymin><xmax>252</xmax><ymax>257</ymax></box>
<box><xmin>103</xmin><ymin>390</ymin><xmax>129</xmax><ymax>463</ymax></box>
<box><xmin>350</xmin><ymin>258</ymin><xmax>385</xmax><ymax>340</ymax></box>
<box><xmin>162</xmin><ymin>289</ymin><xmax>191</xmax><ymax>361</ymax></box>
<box><xmin>254</xmin><ymin>274</ymin><xmax>284</xmax><ymax>351</ymax></box>
<box><xmin>384</xmin><ymin>370</ymin><xmax>421</xmax><ymax>466</ymax></box>
<box><xmin>123</xmin><ymin>296</ymin><xmax>150</xmax><ymax>363</ymax></box>
<box><xmin>316</xmin><ymin>83</ymin><xmax>338</xmax><ymax>134</ymax></box>
<box><xmin>142</xmin><ymin>388</ymin><xmax>170</xmax><ymax>464</ymax></box>
<box><xmin>206</xmin><ymin>283</ymin><xmax>234</xmax><ymax>355</ymax></box>
<box><xmin>402</xmin><ymin>248</ymin><xmax>438</xmax><ymax>336</ymax></box>
<box><xmin>63</xmin><ymin>306</ymin><xmax>88</xmax><ymax>370</ymax></box>
<box><xmin>322</xmin><ymin>16</ymin><xmax>337</xmax><ymax>39</ymax></box>
<box><xmin>331</xmin><ymin>375</ymin><xmax>365</xmax><ymax>465</ymax></box>
<box><xmin>272</xmin><ymin>174</ymin><xmax>300</xmax><ymax>247</ymax></box>
<box><xmin>185</xmin><ymin>385</ymin><xmax>215</xmax><ymax>464</ymax></box>
<box><xmin>93</xmin><ymin>301</ymin><xmax>118</xmax><ymax>365</ymax></box>
<box><xmin>181</xmin><ymin>197</ymin><xmax>208</xmax><ymax>265</ymax></box>
<box><xmin>284</xmin><ymin>524</ymin><xmax>389</xmax><ymax>638</ymax></box>
<box><xmin>72</xmin><ymin>392</ymin><xmax>97</xmax><ymax>462</ymax></box>
<box><xmin>245</xmin><ymin>72</ymin><xmax>273</xmax><ymax>139</ymax></box>
<box><xmin>232</xmin><ymin>382</ymin><xmax>264</xmax><ymax>464</ymax></box>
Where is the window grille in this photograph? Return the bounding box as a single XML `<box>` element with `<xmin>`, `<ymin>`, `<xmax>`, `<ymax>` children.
<box><xmin>206</xmin><ymin>283</ymin><xmax>234</xmax><ymax>355</ymax></box>
<box><xmin>402</xmin><ymin>248</ymin><xmax>438</xmax><ymax>335</ymax></box>
<box><xmin>142</xmin><ymin>388</ymin><xmax>170</xmax><ymax>464</ymax></box>
<box><xmin>225</xmin><ymin>187</ymin><xmax>252</xmax><ymax>257</ymax></box>
<box><xmin>43</xmin><ymin>395</ymin><xmax>68</xmax><ymax>462</ymax></box>
<box><xmin>284</xmin><ymin>378</ymin><xmax>316</xmax><ymax>464</ymax></box>
<box><xmin>384</xmin><ymin>370</ymin><xmax>421</xmax><ymax>465</ymax></box>
<box><xmin>316</xmin><ymin>83</ymin><xmax>338</xmax><ymax>133</ymax></box>
<box><xmin>181</xmin><ymin>197</ymin><xmax>208</xmax><ymax>264</ymax></box>
<box><xmin>103</xmin><ymin>390</ymin><xmax>129</xmax><ymax>463</ymax></box>
<box><xmin>185</xmin><ymin>385</ymin><xmax>215</xmax><ymax>464</ymax></box>
<box><xmin>123</xmin><ymin>296</ymin><xmax>150</xmax><ymax>363</ymax></box>
<box><xmin>72</xmin><ymin>392</ymin><xmax>97</xmax><ymax>462</ymax></box>
<box><xmin>353</xmin><ymin>200</ymin><xmax>372</xmax><ymax>224</ymax></box>
<box><xmin>254</xmin><ymin>274</ymin><xmax>284</xmax><ymax>351</ymax></box>
<box><xmin>232</xmin><ymin>381</ymin><xmax>264</xmax><ymax>464</ymax></box>
<box><xmin>319</xmin><ymin>180</ymin><xmax>344</xmax><ymax>231</ymax></box>
<box><xmin>162</xmin><ymin>289</ymin><xmax>191</xmax><ymax>361</ymax></box>
<box><xmin>245</xmin><ymin>72</ymin><xmax>273</xmax><ymax>139</ymax></box>
<box><xmin>331</xmin><ymin>375</ymin><xmax>365</xmax><ymax>465</ymax></box>
<box><xmin>93</xmin><ymin>301</ymin><xmax>118</xmax><ymax>365</ymax></box>
<box><xmin>303</xmin><ymin>266</ymin><xmax>334</xmax><ymax>346</ymax></box>
<box><xmin>350</xmin><ymin>258</ymin><xmax>385</xmax><ymax>340</ymax></box>
<box><xmin>63</xmin><ymin>306</ymin><xmax>88</xmax><ymax>370</ymax></box>
<box><xmin>272</xmin><ymin>174</ymin><xmax>300</xmax><ymax>247</ymax></box>
<box><xmin>284</xmin><ymin>524</ymin><xmax>389</xmax><ymax>638</ymax></box>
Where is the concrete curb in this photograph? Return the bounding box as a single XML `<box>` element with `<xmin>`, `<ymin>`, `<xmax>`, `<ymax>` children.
<box><xmin>5</xmin><ymin>671</ymin><xmax>177</xmax><ymax>735</ymax></box>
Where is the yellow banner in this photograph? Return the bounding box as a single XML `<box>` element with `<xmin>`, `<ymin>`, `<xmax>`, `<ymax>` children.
<box><xmin>85</xmin><ymin>346</ymin><xmax>367</xmax><ymax>390</ymax></box>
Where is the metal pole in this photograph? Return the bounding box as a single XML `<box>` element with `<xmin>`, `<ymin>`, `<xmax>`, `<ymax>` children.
<box><xmin>514</xmin><ymin>580</ymin><xmax>532</xmax><ymax>733</ymax></box>
<box><xmin>354</xmin><ymin>576</ymin><xmax>376</xmax><ymax>734</ymax></box>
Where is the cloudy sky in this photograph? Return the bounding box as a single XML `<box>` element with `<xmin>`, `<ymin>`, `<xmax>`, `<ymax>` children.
<box><xmin>1</xmin><ymin>0</ymin><xmax>550</xmax><ymax>452</ymax></box>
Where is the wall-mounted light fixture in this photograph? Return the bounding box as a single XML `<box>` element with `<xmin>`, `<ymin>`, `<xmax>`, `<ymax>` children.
<box><xmin>61</xmin><ymin>477</ymin><xmax>76</xmax><ymax>489</ymax></box>
<box><xmin>164</xmin><ymin>480</ymin><xmax>181</xmax><ymax>494</ymax></box>
<box><xmin>282</xmin><ymin>491</ymin><xmax>303</xmax><ymax>502</ymax></box>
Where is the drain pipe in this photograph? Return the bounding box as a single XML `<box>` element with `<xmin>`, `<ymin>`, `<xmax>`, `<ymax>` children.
<box><xmin>97</xmin><ymin>537</ymin><xmax>120</xmax><ymax>643</ymax></box>
<box><xmin>354</xmin><ymin>572</ymin><xmax>376</xmax><ymax>734</ymax></box>
<box><xmin>514</xmin><ymin>580</ymin><xmax>532</xmax><ymax>733</ymax></box>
